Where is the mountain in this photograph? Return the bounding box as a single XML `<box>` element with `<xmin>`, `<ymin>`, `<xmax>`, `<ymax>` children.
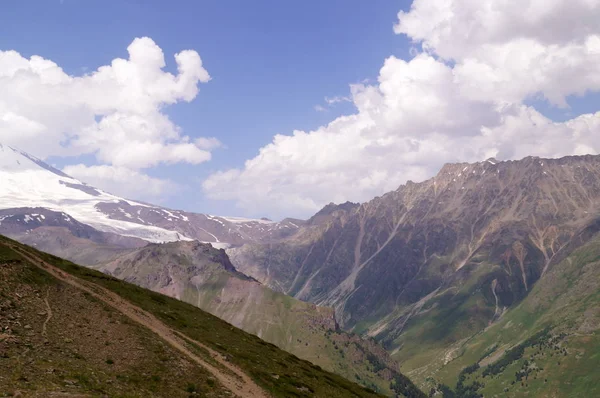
<box><xmin>14</xmin><ymin>224</ymin><xmax>409</xmax><ymax>395</ymax></box>
<box><xmin>0</xmin><ymin>234</ymin><xmax>427</xmax><ymax>397</ymax></box>
<box><xmin>0</xmin><ymin>143</ymin><xmax>302</xmax><ymax>248</ymax></box>
<box><xmin>425</xmin><ymin>222</ymin><xmax>600</xmax><ymax>396</ymax></box>
<box><xmin>6</xmin><ymin>143</ymin><xmax>599</xmax><ymax>395</ymax></box>
<box><xmin>94</xmin><ymin>240</ymin><xmax>410</xmax><ymax>394</ymax></box>
<box><xmin>228</xmin><ymin>154</ymin><xmax>600</xmax><ymax>389</ymax></box>
<box><xmin>0</xmin><ymin>144</ymin><xmax>416</xmax><ymax>395</ymax></box>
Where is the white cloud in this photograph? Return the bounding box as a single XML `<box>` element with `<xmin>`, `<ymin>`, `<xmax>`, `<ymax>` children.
<box><xmin>396</xmin><ymin>0</ymin><xmax>600</xmax><ymax>106</ymax></box>
<box><xmin>314</xmin><ymin>95</ymin><xmax>353</xmax><ymax>113</ymax></box>
<box><xmin>63</xmin><ymin>164</ymin><xmax>178</xmax><ymax>202</ymax></box>
<box><xmin>0</xmin><ymin>37</ymin><xmax>213</xmax><ymax>170</ymax></box>
<box><xmin>325</xmin><ymin>95</ymin><xmax>352</xmax><ymax>105</ymax></box>
<box><xmin>395</xmin><ymin>0</ymin><xmax>600</xmax><ymax>59</ymax></box>
<box><xmin>194</xmin><ymin>137</ymin><xmax>223</xmax><ymax>150</ymax></box>
<box><xmin>203</xmin><ymin>0</ymin><xmax>600</xmax><ymax>219</ymax></box>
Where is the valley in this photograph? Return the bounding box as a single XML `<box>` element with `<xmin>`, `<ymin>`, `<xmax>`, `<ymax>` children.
<box><xmin>2</xmin><ymin>1</ymin><xmax>600</xmax><ymax>396</ymax></box>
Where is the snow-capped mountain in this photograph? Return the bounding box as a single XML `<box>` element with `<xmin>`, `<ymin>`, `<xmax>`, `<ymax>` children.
<box><xmin>0</xmin><ymin>144</ymin><xmax>302</xmax><ymax>246</ymax></box>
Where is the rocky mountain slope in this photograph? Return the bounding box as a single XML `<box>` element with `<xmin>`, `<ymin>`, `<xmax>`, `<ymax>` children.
<box><xmin>228</xmin><ymin>154</ymin><xmax>600</xmax><ymax>382</ymax></box>
<box><xmin>0</xmin><ymin>143</ymin><xmax>301</xmax><ymax>247</ymax></box>
<box><xmin>0</xmin><ymin>235</ymin><xmax>425</xmax><ymax>397</ymax></box>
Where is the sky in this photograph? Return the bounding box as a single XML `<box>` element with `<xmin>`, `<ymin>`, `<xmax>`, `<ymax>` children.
<box><xmin>1</xmin><ymin>0</ymin><xmax>599</xmax><ymax>220</ymax></box>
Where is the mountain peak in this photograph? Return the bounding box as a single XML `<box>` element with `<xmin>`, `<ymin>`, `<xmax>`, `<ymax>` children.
<box><xmin>0</xmin><ymin>144</ymin><xmax>304</xmax><ymax>246</ymax></box>
<box><xmin>0</xmin><ymin>143</ymin><xmax>71</xmax><ymax>178</ymax></box>
<box><xmin>308</xmin><ymin>201</ymin><xmax>360</xmax><ymax>225</ymax></box>
<box><xmin>0</xmin><ymin>144</ymin><xmax>189</xmax><ymax>243</ymax></box>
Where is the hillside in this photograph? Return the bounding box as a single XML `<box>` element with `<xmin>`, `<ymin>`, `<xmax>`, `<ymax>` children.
<box><xmin>422</xmin><ymin>225</ymin><xmax>600</xmax><ymax>397</ymax></box>
<box><xmin>0</xmin><ymin>235</ymin><xmax>425</xmax><ymax>397</ymax></box>
<box><xmin>5</xmin><ymin>142</ymin><xmax>600</xmax><ymax>396</ymax></box>
<box><xmin>11</xmin><ymin>227</ymin><xmax>409</xmax><ymax>395</ymax></box>
<box><xmin>93</xmin><ymin>241</ymin><xmax>406</xmax><ymax>394</ymax></box>
<box><xmin>228</xmin><ymin>154</ymin><xmax>600</xmax><ymax>383</ymax></box>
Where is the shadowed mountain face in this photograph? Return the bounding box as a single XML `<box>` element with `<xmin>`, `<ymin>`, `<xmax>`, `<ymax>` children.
<box><xmin>228</xmin><ymin>154</ymin><xmax>600</xmax><ymax>363</ymax></box>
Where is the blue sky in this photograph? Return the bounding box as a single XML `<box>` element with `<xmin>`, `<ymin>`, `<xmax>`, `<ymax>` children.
<box><xmin>1</xmin><ymin>0</ymin><xmax>599</xmax><ymax>219</ymax></box>
<box><xmin>0</xmin><ymin>0</ymin><xmax>411</xmax><ymax>215</ymax></box>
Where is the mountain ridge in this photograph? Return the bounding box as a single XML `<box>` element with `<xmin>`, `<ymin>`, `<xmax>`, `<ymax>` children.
<box><xmin>0</xmin><ymin>143</ymin><xmax>303</xmax><ymax>247</ymax></box>
<box><xmin>227</xmin><ymin>152</ymin><xmax>600</xmax><ymax>381</ymax></box>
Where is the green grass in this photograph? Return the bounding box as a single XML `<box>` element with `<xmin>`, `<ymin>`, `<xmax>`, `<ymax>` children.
<box><xmin>0</xmin><ymin>235</ymin><xmax>426</xmax><ymax>397</ymax></box>
<box><xmin>436</xmin><ymin>332</ymin><xmax>600</xmax><ymax>397</ymax></box>
<box><xmin>391</xmin><ymin>265</ymin><xmax>497</xmax><ymax>375</ymax></box>
<box><xmin>407</xmin><ymin>233</ymin><xmax>600</xmax><ymax>396</ymax></box>
<box><xmin>0</xmin><ymin>245</ymin><xmax>225</xmax><ymax>397</ymax></box>
<box><xmin>0</xmin><ymin>244</ymin><xmax>20</xmax><ymax>262</ymax></box>
<box><xmin>50</xmin><ymin>258</ymin><xmax>384</xmax><ymax>396</ymax></box>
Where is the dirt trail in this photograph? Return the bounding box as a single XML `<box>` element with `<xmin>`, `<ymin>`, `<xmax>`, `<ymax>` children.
<box><xmin>42</xmin><ymin>286</ymin><xmax>52</xmax><ymax>339</ymax></box>
<box><xmin>9</xmin><ymin>244</ymin><xmax>269</xmax><ymax>398</ymax></box>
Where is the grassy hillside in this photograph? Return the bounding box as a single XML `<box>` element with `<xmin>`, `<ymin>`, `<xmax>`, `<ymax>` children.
<box><xmin>0</xmin><ymin>243</ymin><xmax>229</xmax><ymax>398</ymax></box>
<box><xmin>406</xmin><ymin>232</ymin><xmax>600</xmax><ymax>397</ymax></box>
<box><xmin>0</xmin><ymin>235</ymin><xmax>424</xmax><ymax>397</ymax></box>
<box><xmin>94</xmin><ymin>240</ymin><xmax>406</xmax><ymax>395</ymax></box>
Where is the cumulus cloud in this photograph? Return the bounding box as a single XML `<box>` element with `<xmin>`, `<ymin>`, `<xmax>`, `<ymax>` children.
<box><xmin>0</xmin><ymin>37</ymin><xmax>213</xmax><ymax>198</ymax></box>
<box><xmin>395</xmin><ymin>0</ymin><xmax>600</xmax><ymax>106</ymax></box>
<box><xmin>395</xmin><ymin>0</ymin><xmax>600</xmax><ymax>59</ymax></box>
<box><xmin>203</xmin><ymin>0</ymin><xmax>600</xmax><ymax>219</ymax></box>
<box><xmin>63</xmin><ymin>164</ymin><xmax>179</xmax><ymax>202</ymax></box>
